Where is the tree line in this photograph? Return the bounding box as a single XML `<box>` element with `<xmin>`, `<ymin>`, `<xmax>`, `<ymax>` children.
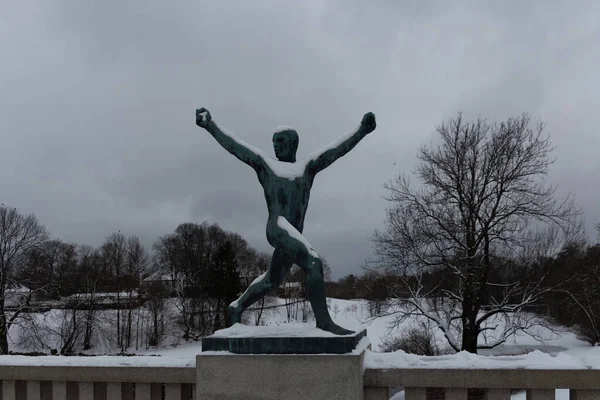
<box><xmin>0</xmin><ymin>208</ymin><xmax>273</xmax><ymax>355</ymax></box>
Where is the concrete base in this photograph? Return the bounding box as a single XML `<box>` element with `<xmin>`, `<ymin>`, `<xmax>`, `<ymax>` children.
<box><xmin>197</xmin><ymin>344</ymin><xmax>368</xmax><ymax>400</ymax></box>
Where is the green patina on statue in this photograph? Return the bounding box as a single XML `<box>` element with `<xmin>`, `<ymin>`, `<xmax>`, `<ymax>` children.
<box><xmin>196</xmin><ymin>107</ymin><xmax>376</xmax><ymax>335</ymax></box>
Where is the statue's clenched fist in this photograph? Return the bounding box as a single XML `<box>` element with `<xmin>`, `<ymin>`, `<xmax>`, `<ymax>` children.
<box><xmin>196</xmin><ymin>108</ymin><xmax>212</xmax><ymax>129</ymax></box>
<box><xmin>361</xmin><ymin>112</ymin><xmax>376</xmax><ymax>134</ymax></box>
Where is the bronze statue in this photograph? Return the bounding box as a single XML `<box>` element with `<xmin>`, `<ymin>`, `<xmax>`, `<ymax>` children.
<box><xmin>196</xmin><ymin>107</ymin><xmax>376</xmax><ymax>334</ymax></box>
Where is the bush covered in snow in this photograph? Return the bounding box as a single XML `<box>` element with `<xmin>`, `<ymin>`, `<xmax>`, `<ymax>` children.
<box><xmin>379</xmin><ymin>319</ymin><xmax>450</xmax><ymax>356</ymax></box>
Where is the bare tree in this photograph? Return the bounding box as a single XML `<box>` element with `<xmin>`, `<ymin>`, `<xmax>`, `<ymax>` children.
<box><xmin>77</xmin><ymin>245</ymin><xmax>104</xmax><ymax>350</ymax></box>
<box><xmin>143</xmin><ymin>281</ymin><xmax>168</xmax><ymax>347</ymax></box>
<box><xmin>283</xmin><ymin>266</ymin><xmax>303</xmax><ymax>322</ymax></box>
<box><xmin>244</xmin><ymin>251</ymin><xmax>274</xmax><ymax>326</ymax></box>
<box><xmin>153</xmin><ymin>222</ymin><xmax>222</xmax><ymax>339</ymax></box>
<box><xmin>371</xmin><ymin>113</ymin><xmax>581</xmax><ymax>353</ymax></box>
<box><xmin>546</xmin><ymin>240</ymin><xmax>600</xmax><ymax>346</ymax></box>
<box><xmin>154</xmin><ymin>225</ymin><xmax>200</xmax><ymax>339</ymax></box>
<box><xmin>0</xmin><ymin>206</ymin><xmax>48</xmax><ymax>354</ymax></box>
<box><xmin>20</xmin><ymin>293</ymin><xmax>87</xmax><ymax>355</ymax></box>
<box><xmin>362</xmin><ymin>270</ymin><xmax>390</xmax><ymax>317</ymax></box>
<box><xmin>122</xmin><ymin>236</ymin><xmax>149</xmax><ymax>350</ymax></box>
<box><xmin>100</xmin><ymin>232</ymin><xmax>127</xmax><ymax>349</ymax></box>
<box><xmin>17</xmin><ymin>239</ymin><xmax>78</xmax><ymax>299</ymax></box>
<box><xmin>55</xmin><ymin>295</ymin><xmax>87</xmax><ymax>355</ymax></box>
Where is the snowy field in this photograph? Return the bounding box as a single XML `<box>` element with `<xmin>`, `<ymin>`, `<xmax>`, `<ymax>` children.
<box><xmin>1</xmin><ymin>297</ymin><xmax>599</xmax><ymax>400</ymax></box>
<box><xmin>132</xmin><ymin>297</ymin><xmax>600</xmax><ymax>361</ymax></box>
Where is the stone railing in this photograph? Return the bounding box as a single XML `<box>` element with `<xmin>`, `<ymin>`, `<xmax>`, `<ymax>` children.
<box><xmin>0</xmin><ymin>364</ymin><xmax>196</xmax><ymax>400</ymax></box>
<box><xmin>363</xmin><ymin>367</ymin><xmax>600</xmax><ymax>400</ymax></box>
<box><xmin>3</xmin><ymin>355</ymin><xmax>600</xmax><ymax>399</ymax></box>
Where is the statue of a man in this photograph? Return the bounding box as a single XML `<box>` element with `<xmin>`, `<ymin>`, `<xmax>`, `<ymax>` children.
<box><xmin>196</xmin><ymin>107</ymin><xmax>376</xmax><ymax>334</ymax></box>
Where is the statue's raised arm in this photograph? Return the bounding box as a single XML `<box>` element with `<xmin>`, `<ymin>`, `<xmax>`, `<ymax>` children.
<box><xmin>196</xmin><ymin>108</ymin><xmax>265</xmax><ymax>170</ymax></box>
<box><xmin>306</xmin><ymin>112</ymin><xmax>376</xmax><ymax>175</ymax></box>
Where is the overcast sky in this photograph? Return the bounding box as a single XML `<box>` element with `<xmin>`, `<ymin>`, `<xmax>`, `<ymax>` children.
<box><xmin>1</xmin><ymin>1</ymin><xmax>599</xmax><ymax>279</ymax></box>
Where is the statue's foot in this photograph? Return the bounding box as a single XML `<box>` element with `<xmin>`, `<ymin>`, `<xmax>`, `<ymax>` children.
<box><xmin>317</xmin><ymin>321</ymin><xmax>354</xmax><ymax>335</ymax></box>
<box><xmin>227</xmin><ymin>303</ymin><xmax>242</xmax><ymax>327</ymax></box>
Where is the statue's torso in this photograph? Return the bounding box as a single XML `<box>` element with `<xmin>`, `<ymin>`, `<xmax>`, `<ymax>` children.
<box><xmin>256</xmin><ymin>161</ymin><xmax>314</xmax><ymax>232</ymax></box>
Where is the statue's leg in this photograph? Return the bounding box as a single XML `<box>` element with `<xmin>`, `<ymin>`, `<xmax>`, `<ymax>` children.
<box><xmin>272</xmin><ymin>217</ymin><xmax>354</xmax><ymax>335</ymax></box>
<box><xmin>227</xmin><ymin>249</ymin><xmax>292</xmax><ymax>327</ymax></box>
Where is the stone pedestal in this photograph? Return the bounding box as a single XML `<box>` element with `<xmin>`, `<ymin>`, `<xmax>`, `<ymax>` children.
<box><xmin>197</xmin><ymin>324</ymin><xmax>369</xmax><ymax>399</ymax></box>
<box><xmin>202</xmin><ymin>327</ymin><xmax>367</xmax><ymax>354</ymax></box>
<box><xmin>196</xmin><ymin>346</ymin><xmax>368</xmax><ymax>400</ymax></box>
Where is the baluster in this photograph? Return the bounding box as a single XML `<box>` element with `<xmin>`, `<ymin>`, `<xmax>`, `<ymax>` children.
<box><xmin>3</xmin><ymin>380</ymin><xmax>16</xmax><ymax>400</ymax></box>
<box><xmin>136</xmin><ymin>383</ymin><xmax>152</xmax><ymax>400</ymax></box>
<box><xmin>51</xmin><ymin>381</ymin><xmax>67</xmax><ymax>400</ymax></box>
<box><xmin>165</xmin><ymin>383</ymin><xmax>181</xmax><ymax>400</ymax></box>
<box><xmin>26</xmin><ymin>380</ymin><xmax>41</xmax><ymax>400</ymax></box>
<box><xmin>79</xmin><ymin>382</ymin><xmax>94</xmax><ymax>400</ymax></box>
<box><xmin>107</xmin><ymin>382</ymin><xmax>122</xmax><ymax>400</ymax></box>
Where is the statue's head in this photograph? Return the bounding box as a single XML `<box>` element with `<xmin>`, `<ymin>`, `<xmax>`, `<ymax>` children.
<box><xmin>272</xmin><ymin>126</ymin><xmax>299</xmax><ymax>162</ymax></box>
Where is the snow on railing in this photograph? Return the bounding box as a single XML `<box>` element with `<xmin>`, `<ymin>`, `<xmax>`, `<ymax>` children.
<box><xmin>363</xmin><ymin>349</ymin><xmax>600</xmax><ymax>400</ymax></box>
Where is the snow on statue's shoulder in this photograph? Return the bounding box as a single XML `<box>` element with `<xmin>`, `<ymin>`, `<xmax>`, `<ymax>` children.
<box><xmin>215</xmin><ymin>122</ymin><xmax>307</xmax><ymax>179</ymax></box>
<box><xmin>262</xmin><ymin>124</ymin><xmax>361</xmax><ymax>180</ymax></box>
<box><xmin>263</xmin><ymin>157</ymin><xmax>309</xmax><ymax>180</ymax></box>
<box><xmin>214</xmin><ymin>122</ymin><xmax>363</xmax><ymax>180</ymax></box>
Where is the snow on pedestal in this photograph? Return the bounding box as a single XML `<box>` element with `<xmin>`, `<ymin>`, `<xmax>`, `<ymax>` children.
<box><xmin>203</xmin><ymin>323</ymin><xmax>367</xmax><ymax>355</ymax></box>
<box><xmin>211</xmin><ymin>322</ymin><xmax>356</xmax><ymax>338</ymax></box>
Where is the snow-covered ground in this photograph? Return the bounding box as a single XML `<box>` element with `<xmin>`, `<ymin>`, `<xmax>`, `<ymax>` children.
<box><xmin>1</xmin><ymin>297</ymin><xmax>599</xmax><ymax>400</ymax></box>
<box><xmin>15</xmin><ymin>296</ymin><xmax>590</xmax><ymax>363</ymax></box>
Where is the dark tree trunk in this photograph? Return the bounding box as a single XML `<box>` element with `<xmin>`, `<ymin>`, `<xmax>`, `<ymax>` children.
<box><xmin>461</xmin><ymin>290</ymin><xmax>479</xmax><ymax>354</ymax></box>
<box><xmin>83</xmin><ymin>308</ymin><xmax>94</xmax><ymax>350</ymax></box>
<box><xmin>0</xmin><ymin>311</ymin><xmax>8</xmax><ymax>355</ymax></box>
<box><xmin>126</xmin><ymin>303</ymin><xmax>133</xmax><ymax>349</ymax></box>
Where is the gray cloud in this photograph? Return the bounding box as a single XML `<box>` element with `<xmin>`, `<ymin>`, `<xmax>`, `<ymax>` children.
<box><xmin>1</xmin><ymin>0</ymin><xmax>599</xmax><ymax>279</ymax></box>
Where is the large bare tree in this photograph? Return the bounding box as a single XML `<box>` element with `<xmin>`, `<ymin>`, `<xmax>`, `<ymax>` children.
<box><xmin>371</xmin><ymin>113</ymin><xmax>581</xmax><ymax>353</ymax></box>
<box><xmin>0</xmin><ymin>206</ymin><xmax>48</xmax><ymax>354</ymax></box>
